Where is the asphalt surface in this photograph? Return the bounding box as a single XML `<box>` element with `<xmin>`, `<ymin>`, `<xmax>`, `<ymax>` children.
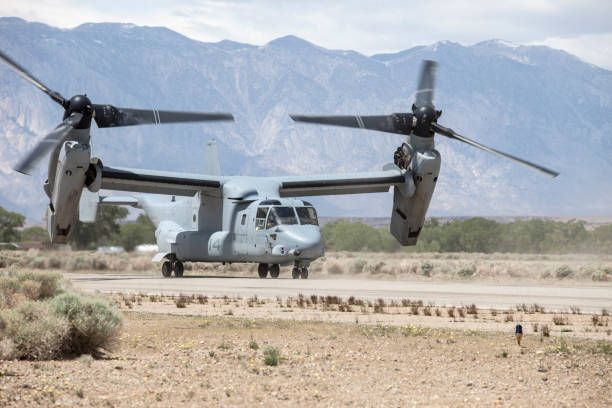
<box><xmin>67</xmin><ymin>273</ymin><xmax>612</xmax><ymax>313</ymax></box>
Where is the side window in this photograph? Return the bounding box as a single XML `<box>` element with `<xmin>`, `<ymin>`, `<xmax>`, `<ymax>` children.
<box><xmin>241</xmin><ymin>214</ymin><xmax>246</xmax><ymax>225</ymax></box>
<box><xmin>255</xmin><ymin>207</ymin><xmax>268</xmax><ymax>230</ymax></box>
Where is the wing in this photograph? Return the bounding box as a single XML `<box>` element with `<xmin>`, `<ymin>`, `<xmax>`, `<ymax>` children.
<box><xmin>277</xmin><ymin>168</ymin><xmax>407</xmax><ymax>197</ymax></box>
<box><xmin>101</xmin><ymin>165</ymin><xmax>224</xmax><ymax>196</ymax></box>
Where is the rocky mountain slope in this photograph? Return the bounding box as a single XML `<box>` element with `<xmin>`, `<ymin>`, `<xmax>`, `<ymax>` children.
<box><xmin>1</xmin><ymin>18</ymin><xmax>610</xmax><ymax>220</ymax></box>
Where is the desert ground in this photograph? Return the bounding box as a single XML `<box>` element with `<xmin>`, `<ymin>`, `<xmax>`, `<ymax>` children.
<box><xmin>0</xmin><ymin>250</ymin><xmax>610</xmax><ymax>407</ymax></box>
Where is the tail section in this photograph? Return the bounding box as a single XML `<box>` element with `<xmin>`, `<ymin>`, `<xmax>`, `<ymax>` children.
<box><xmin>204</xmin><ymin>139</ymin><xmax>222</xmax><ymax>176</ymax></box>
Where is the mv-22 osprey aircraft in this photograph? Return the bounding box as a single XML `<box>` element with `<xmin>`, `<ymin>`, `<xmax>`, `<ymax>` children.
<box><xmin>0</xmin><ymin>51</ymin><xmax>558</xmax><ymax>279</ymax></box>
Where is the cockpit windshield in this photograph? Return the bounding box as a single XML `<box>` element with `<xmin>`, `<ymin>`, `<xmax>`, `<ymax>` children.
<box><xmin>296</xmin><ymin>207</ymin><xmax>318</xmax><ymax>226</ymax></box>
<box><xmin>266</xmin><ymin>207</ymin><xmax>298</xmax><ymax>229</ymax></box>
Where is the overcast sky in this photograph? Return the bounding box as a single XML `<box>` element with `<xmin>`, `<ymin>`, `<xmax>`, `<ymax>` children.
<box><xmin>2</xmin><ymin>0</ymin><xmax>612</xmax><ymax>69</ymax></box>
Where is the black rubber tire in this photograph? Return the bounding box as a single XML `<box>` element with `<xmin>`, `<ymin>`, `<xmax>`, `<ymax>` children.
<box><xmin>258</xmin><ymin>263</ymin><xmax>269</xmax><ymax>278</ymax></box>
<box><xmin>292</xmin><ymin>268</ymin><xmax>300</xmax><ymax>279</ymax></box>
<box><xmin>162</xmin><ymin>261</ymin><xmax>172</xmax><ymax>278</ymax></box>
<box><xmin>174</xmin><ymin>261</ymin><xmax>184</xmax><ymax>278</ymax></box>
<box><xmin>300</xmin><ymin>268</ymin><xmax>309</xmax><ymax>279</ymax></box>
<box><xmin>269</xmin><ymin>264</ymin><xmax>280</xmax><ymax>279</ymax></box>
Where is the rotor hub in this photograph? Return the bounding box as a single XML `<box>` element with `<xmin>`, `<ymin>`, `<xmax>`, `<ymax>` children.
<box><xmin>63</xmin><ymin>95</ymin><xmax>93</xmax><ymax>128</ymax></box>
<box><xmin>412</xmin><ymin>105</ymin><xmax>437</xmax><ymax>137</ymax></box>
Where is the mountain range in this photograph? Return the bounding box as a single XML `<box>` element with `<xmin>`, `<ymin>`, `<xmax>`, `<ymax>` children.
<box><xmin>1</xmin><ymin>17</ymin><xmax>611</xmax><ymax>221</ymax></box>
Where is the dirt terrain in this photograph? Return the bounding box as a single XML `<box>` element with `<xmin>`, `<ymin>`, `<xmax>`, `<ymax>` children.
<box><xmin>0</xmin><ymin>251</ymin><xmax>610</xmax><ymax>406</ymax></box>
<box><xmin>0</xmin><ymin>304</ymin><xmax>610</xmax><ymax>407</ymax></box>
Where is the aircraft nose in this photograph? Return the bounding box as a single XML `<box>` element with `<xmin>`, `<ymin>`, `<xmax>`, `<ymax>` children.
<box><xmin>283</xmin><ymin>226</ymin><xmax>323</xmax><ymax>257</ymax></box>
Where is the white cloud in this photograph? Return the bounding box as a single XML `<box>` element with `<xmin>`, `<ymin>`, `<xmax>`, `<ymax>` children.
<box><xmin>2</xmin><ymin>0</ymin><xmax>612</xmax><ymax>68</ymax></box>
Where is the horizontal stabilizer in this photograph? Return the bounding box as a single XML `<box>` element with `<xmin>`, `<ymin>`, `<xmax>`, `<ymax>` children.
<box><xmin>99</xmin><ymin>195</ymin><xmax>141</xmax><ymax>208</ymax></box>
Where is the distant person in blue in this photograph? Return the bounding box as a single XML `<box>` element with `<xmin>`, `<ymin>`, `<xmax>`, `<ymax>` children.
<box><xmin>515</xmin><ymin>324</ymin><xmax>523</xmax><ymax>345</ymax></box>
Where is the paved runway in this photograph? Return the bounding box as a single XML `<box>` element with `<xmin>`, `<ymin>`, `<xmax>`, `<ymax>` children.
<box><xmin>67</xmin><ymin>273</ymin><xmax>612</xmax><ymax>313</ymax></box>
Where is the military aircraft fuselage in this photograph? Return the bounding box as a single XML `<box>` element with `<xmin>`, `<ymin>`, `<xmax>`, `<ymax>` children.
<box><xmin>141</xmin><ymin>180</ymin><xmax>325</xmax><ymax>268</ymax></box>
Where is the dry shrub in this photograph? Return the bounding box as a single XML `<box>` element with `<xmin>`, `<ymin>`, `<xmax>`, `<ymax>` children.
<box><xmin>541</xmin><ymin>324</ymin><xmax>550</xmax><ymax>337</ymax></box>
<box><xmin>326</xmin><ymin>261</ymin><xmax>345</xmax><ymax>275</ymax></box>
<box><xmin>130</xmin><ymin>258</ymin><xmax>152</xmax><ymax>271</ymax></box>
<box><xmin>47</xmin><ymin>257</ymin><xmax>62</xmax><ymax>269</ymax></box>
<box><xmin>0</xmin><ymin>277</ymin><xmax>21</xmax><ymax>308</ymax></box>
<box><xmin>0</xmin><ymin>301</ymin><xmax>70</xmax><ymax>360</ymax></box>
<box><xmin>349</xmin><ymin>259</ymin><xmax>367</xmax><ymax>274</ymax></box>
<box><xmin>14</xmin><ymin>271</ymin><xmax>63</xmax><ymax>299</ymax></box>
<box><xmin>0</xmin><ymin>338</ymin><xmax>18</xmax><ymax>360</ymax></box>
<box><xmin>52</xmin><ymin>292</ymin><xmax>122</xmax><ymax>356</ymax></box>
<box><xmin>91</xmin><ymin>258</ymin><xmax>108</xmax><ymax>271</ymax></box>
<box><xmin>21</xmin><ymin>280</ymin><xmax>42</xmax><ymax>300</ymax></box>
<box><xmin>67</xmin><ymin>256</ymin><xmax>93</xmax><ymax>271</ymax></box>
<box><xmin>447</xmin><ymin>307</ymin><xmax>455</xmax><ymax>318</ymax></box>
<box><xmin>552</xmin><ymin>316</ymin><xmax>569</xmax><ymax>325</ymax></box>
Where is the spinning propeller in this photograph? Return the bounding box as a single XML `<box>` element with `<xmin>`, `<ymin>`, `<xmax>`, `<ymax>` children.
<box><xmin>291</xmin><ymin>60</ymin><xmax>559</xmax><ymax>177</ymax></box>
<box><xmin>0</xmin><ymin>50</ymin><xmax>234</xmax><ymax>175</ymax></box>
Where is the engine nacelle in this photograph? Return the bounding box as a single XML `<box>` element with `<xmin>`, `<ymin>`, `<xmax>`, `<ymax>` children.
<box><xmin>47</xmin><ymin>141</ymin><xmax>91</xmax><ymax>244</ymax></box>
<box><xmin>390</xmin><ymin>149</ymin><xmax>441</xmax><ymax>245</ymax></box>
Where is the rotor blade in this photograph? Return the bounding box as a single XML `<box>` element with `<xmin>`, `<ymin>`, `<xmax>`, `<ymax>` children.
<box><xmin>0</xmin><ymin>50</ymin><xmax>65</xmax><ymax>106</ymax></box>
<box><xmin>432</xmin><ymin>122</ymin><xmax>559</xmax><ymax>177</ymax></box>
<box><xmin>93</xmin><ymin>105</ymin><xmax>234</xmax><ymax>128</ymax></box>
<box><xmin>414</xmin><ymin>60</ymin><xmax>437</xmax><ymax>107</ymax></box>
<box><xmin>290</xmin><ymin>114</ymin><xmax>409</xmax><ymax>135</ymax></box>
<box><xmin>14</xmin><ymin>113</ymin><xmax>83</xmax><ymax>175</ymax></box>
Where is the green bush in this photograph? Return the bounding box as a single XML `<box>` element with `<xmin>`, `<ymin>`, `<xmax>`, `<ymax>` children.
<box><xmin>0</xmin><ymin>301</ymin><xmax>69</xmax><ymax>360</ymax></box>
<box><xmin>420</xmin><ymin>261</ymin><xmax>434</xmax><ymax>277</ymax></box>
<box><xmin>263</xmin><ymin>346</ymin><xmax>280</xmax><ymax>366</ymax></box>
<box><xmin>555</xmin><ymin>265</ymin><xmax>574</xmax><ymax>279</ymax></box>
<box><xmin>52</xmin><ymin>292</ymin><xmax>122</xmax><ymax>356</ymax></box>
<box><xmin>457</xmin><ymin>265</ymin><xmax>476</xmax><ymax>278</ymax></box>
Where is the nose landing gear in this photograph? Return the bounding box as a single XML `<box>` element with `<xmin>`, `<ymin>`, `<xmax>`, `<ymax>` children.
<box><xmin>292</xmin><ymin>265</ymin><xmax>309</xmax><ymax>279</ymax></box>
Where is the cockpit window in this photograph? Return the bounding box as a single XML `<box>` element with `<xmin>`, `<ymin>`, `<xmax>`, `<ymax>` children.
<box><xmin>296</xmin><ymin>207</ymin><xmax>318</xmax><ymax>226</ymax></box>
<box><xmin>266</xmin><ymin>207</ymin><xmax>298</xmax><ymax>229</ymax></box>
<box><xmin>255</xmin><ymin>207</ymin><xmax>269</xmax><ymax>230</ymax></box>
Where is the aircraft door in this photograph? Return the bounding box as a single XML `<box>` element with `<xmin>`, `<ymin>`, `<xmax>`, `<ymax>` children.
<box><xmin>250</xmin><ymin>206</ymin><xmax>270</xmax><ymax>256</ymax></box>
<box><xmin>235</xmin><ymin>209</ymin><xmax>249</xmax><ymax>255</ymax></box>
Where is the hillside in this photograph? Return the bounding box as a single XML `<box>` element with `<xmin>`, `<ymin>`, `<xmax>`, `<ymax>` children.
<box><xmin>0</xmin><ymin>18</ymin><xmax>611</xmax><ymax>220</ymax></box>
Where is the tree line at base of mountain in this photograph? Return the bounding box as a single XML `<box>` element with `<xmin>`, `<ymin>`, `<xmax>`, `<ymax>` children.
<box><xmin>322</xmin><ymin>218</ymin><xmax>612</xmax><ymax>254</ymax></box>
<box><xmin>0</xmin><ymin>206</ymin><xmax>155</xmax><ymax>252</ymax></box>
<box><xmin>3</xmin><ymin>204</ymin><xmax>612</xmax><ymax>254</ymax></box>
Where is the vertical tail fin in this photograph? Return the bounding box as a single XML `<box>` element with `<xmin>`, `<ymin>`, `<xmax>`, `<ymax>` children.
<box><xmin>204</xmin><ymin>139</ymin><xmax>222</xmax><ymax>176</ymax></box>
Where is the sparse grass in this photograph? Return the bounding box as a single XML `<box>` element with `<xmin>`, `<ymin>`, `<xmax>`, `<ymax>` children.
<box><xmin>570</xmin><ymin>306</ymin><xmax>581</xmax><ymax>314</ymax></box>
<box><xmin>248</xmin><ymin>338</ymin><xmax>259</xmax><ymax>350</ymax></box>
<box><xmin>466</xmin><ymin>304</ymin><xmax>478</xmax><ymax>315</ymax></box>
<box><xmin>175</xmin><ymin>296</ymin><xmax>188</xmax><ymax>308</ymax></box>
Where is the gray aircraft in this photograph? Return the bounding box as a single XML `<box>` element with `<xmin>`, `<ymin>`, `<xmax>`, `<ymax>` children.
<box><xmin>1</xmin><ymin>52</ymin><xmax>558</xmax><ymax>279</ymax></box>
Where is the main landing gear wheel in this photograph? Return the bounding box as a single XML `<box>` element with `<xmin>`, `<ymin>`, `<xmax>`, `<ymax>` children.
<box><xmin>258</xmin><ymin>263</ymin><xmax>269</xmax><ymax>279</ymax></box>
<box><xmin>269</xmin><ymin>264</ymin><xmax>280</xmax><ymax>279</ymax></box>
<box><xmin>162</xmin><ymin>261</ymin><xmax>172</xmax><ymax>278</ymax></box>
<box><xmin>292</xmin><ymin>267</ymin><xmax>300</xmax><ymax>279</ymax></box>
<box><xmin>174</xmin><ymin>261</ymin><xmax>184</xmax><ymax>278</ymax></box>
<box><xmin>300</xmin><ymin>268</ymin><xmax>309</xmax><ymax>279</ymax></box>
